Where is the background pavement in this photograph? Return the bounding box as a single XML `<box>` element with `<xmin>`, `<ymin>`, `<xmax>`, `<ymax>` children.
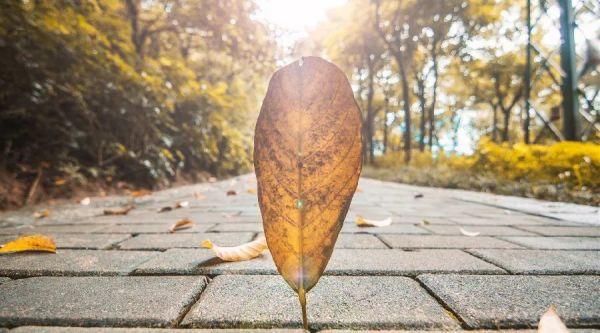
<box><xmin>0</xmin><ymin>174</ymin><xmax>598</xmax><ymax>332</ymax></box>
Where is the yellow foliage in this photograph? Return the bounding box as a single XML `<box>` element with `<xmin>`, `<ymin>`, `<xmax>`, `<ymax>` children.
<box><xmin>375</xmin><ymin>140</ymin><xmax>600</xmax><ymax>189</ymax></box>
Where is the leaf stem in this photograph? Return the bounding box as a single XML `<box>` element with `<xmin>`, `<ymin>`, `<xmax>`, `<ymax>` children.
<box><xmin>298</xmin><ymin>287</ymin><xmax>308</xmax><ymax>330</ymax></box>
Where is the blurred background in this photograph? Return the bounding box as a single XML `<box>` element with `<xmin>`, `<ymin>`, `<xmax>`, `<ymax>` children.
<box><xmin>0</xmin><ymin>0</ymin><xmax>598</xmax><ymax>209</ymax></box>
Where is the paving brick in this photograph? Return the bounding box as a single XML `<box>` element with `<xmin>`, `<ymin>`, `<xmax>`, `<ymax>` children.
<box><xmin>514</xmin><ymin>226</ymin><xmax>600</xmax><ymax>237</ymax></box>
<box><xmin>10</xmin><ymin>328</ymin><xmax>304</xmax><ymax>333</ymax></box>
<box><xmin>422</xmin><ymin>225</ymin><xmax>536</xmax><ymax>236</ymax></box>
<box><xmin>341</xmin><ymin>224</ymin><xmax>429</xmax><ymax>234</ymax></box>
<box><xmin>378</xmin><ymin>235</ymin><xmax>521</xmax><ymax>249</ymax></box>
<box><xmin>0</xmin><ymin>250</ymin><xmax>159</xmax><ymax>278</ymax></box>
<box><xmin>208</xmin><ymin>223</ymin><xmax>264</xmax><ymax>232</ymax></box>
<box><xmin>334</xmin><ymin>234</ymin><xmax>388</xmax><ymax>249</ymax></box>
<box><xmin>448</xmin><ymin>217</ymin><xmax>547</xmax><ymax>226</ymax></box>
<box><xmin>117</xmin><ymin>232</ymin><xmax>254</xmax><ymax>250</ymax></box>
<box><xmin>134</xmin><ymin>249</ymin><xmax>277</xmax><ymax>275</ymax></box>
<box><xmin>500</xmin><ymin>236</ymin><xmax>600</xmax><ymax>250</ymax></box>
<box><xmin>418</xmin><ymin>274</ymin><xmax>600</xmax><ymax>329</ymax></box>
<box><xmin>0</xmin><ymin>234</ymin><xmax>131</xmax><ymax>250</ymax></box>
<box><xmin>182</xmin><ymin>275</ymin><xmax>459</xmax><ymax>329</ymax></box>
<box><xmin>468</xmin><ymin>249</ymin><xmax>600</xmax><ymax>274</ymax></box>
<box><xmin>0</xmin><ymin>276</ymin><xmax>207</xmax><ymax>327</ymax></box>
<box><xmin>95</xmin><ymin>223</ymin><xmax>215</xmax><ymax>234</ymax></box>
<box><xmin>325</xmin><ymin>249</ymin><xmax>504</xmax><ymax>275</ymax></box>
<box><xmin>0</xmin><ymin>224</ymin><xmax>103</xmax><ymax>235</ymax></box>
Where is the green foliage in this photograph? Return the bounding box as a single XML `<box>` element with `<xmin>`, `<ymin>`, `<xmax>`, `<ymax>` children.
<box><xmin>0</xmin><ymin>0</ymin><xmax>276</xmax><ymax>202</ymax></box>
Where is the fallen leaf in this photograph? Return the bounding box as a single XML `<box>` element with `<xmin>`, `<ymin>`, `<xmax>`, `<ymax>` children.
<box><xmin>194</xmin><ymin>192</ymin><xmax>206</xmax><ymax>200</ymax></box>
<box><xmin>54</xmin><ymin>178</ymin><xmax>66</xmax><ymax>186</ymax></box>
<box><xmin>254</xmin><ymin>57</ymin><xmax>362</xmax><ymax>329</ymax></box>
<box><xmin>421</xmin><ymin>219</ymin><xmax>430</xmax><ymax>225</ymax></box>
<box><xmin>0</xmin><ymin>235</ymin><xmax>56</xmax><ymax>254</ymax></box>
<box><xmin>158</xmin><ymin>201</ymin><xmax>189</xmax><ymax>213</ymax></box>
<box><xmin>222</xmin><ymin>211</ymin><xmax>242</xmax><ymax>218</ymax></box>
<box><xmin>80</xmin><ymin>197</ymin><xmax>91</xmax><ymax>205</ymax></box>
<box><xmin>246</xmin><ymin>188</ymin><xmax>257</xmax><ymax>194</ymax></box>
<box><xmin>538</xmin><ymin>305</ymin><xmax>569</xmax><ymax>333</ymax></box>
<box><xmin>130</xmin><ymin>189</ymin><xmax>151</xmax><ymax>197</ymax></box>
<box><xmin>201</xmin><ymin>236</ymin><xmax>268</xmax><ymax>261</ymax></box>
<box><xmin>33</xmin><ymin>209</ymin><xmax>50</xmax><ymax>219</ymax></box>
<box><xmin>414</xmin><ymin>193</ymin><xmax>424</xmax><ymax>198</ymax></box>
<box><xmin>356</xmin><ymin>216</ymin><xmax>392</xmax><ymax>227</ymax></box>
<box><xmin>175</xmin><ymin>201</ymin><xmax>189</xmax><ymax>208</ymax></box>
<box><xmin>169</xmin><ymin>218</ymin><xmax>195</xmax><ymax>233</ymax></box>
<box><xmin>459</xmin><ymin>227</ymin><xmax>480</xmax><ymax>237</ymax></box>
<box><xmin>103</xmin><ymin>205</ymin><xmax>134</xmax><ymax>215</ymax></box>
<box><xmin>226</xmin><ymin>190</ymin><xmax>237</xmax><ymax>196</ymax></box>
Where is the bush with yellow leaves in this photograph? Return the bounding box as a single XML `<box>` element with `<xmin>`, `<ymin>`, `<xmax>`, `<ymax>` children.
<box><xmin>368</xmin><ymin>140</ymin><xmax>599</xmax><ymax>205</ymax></box>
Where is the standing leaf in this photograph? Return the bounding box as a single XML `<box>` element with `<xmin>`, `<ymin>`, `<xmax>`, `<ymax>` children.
<box><xmin>538</xmin><ymin>305</ymin><xmax>569</xmax><ymax>333</ymax></box>
<box><xmin>254</xmin><ymin>56</ymin><xmax>362</xmax><ymax>329</ymax></box>
<box><xmin>201</xmin><ymin>236</ymin><xmax>268</xmax><ymax>261</ymax></box>
<box><xmin>0</xmin><ymin>235</ymin><xmax>56</xmax><ymax>254</ymax></box>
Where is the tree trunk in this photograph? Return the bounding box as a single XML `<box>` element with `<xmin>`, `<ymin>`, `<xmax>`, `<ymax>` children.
<box><xmin>366</xmin><ymin>58</ymin><xmax>376</xmax><ymax>164</ymax></box>
<box><xmin>428</xmin><ymin>44</ymin><xmax>439</xmax><ymax>150</ymax></box>
<box><xmin>416</xmin><ymin>76</ymin><xmax>426</xmax><ymax>152</ymax></box>
<box><xmin>502</xmin><ymin>108</ymin><xmax>510</xmax><ymax>142</ymax></box>
<box><xmin>394</xmin><ymin>54</ymin><xmax>411</xmax><ymax>163</ymax></box>
<box><xmin>492</xmin><ymin>103</ymin><xmax>498</xmax><ymax>142</ymax></box>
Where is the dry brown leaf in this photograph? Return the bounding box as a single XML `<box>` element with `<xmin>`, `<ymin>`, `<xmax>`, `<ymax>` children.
<box><xmin>538</xmin><ymin>305</ymin><xmax>569</xmax><ymax>333</ymax></box>
<box><xmin>246</xmin><ymin>188</ymin><xmax>257</xmax><ymax>194</ymax></box>
<box><xmin>103</xmin><ymin>205</ymin><xmax>134</xmax><ymax>215</ymax></box>
<box><xmin>33</xmin><ymin>209</ymin><xmax>50</xmax><ymax>219</ymax></box>
<box><xmin>356</xmin><ymin>216</ymin><xmax>392</xmax><ymax>227</ymax></box>
<box><xmin>130</xmin><ymin>189</ymin><xmax>151</xmax><ymax>197</ymax></box>
<box><xmin>254</xmin><ymin>57</ymin><xmax>362</xmax><ymax>329</ymax></box>
<box><xmin>169</xmin><ymin>218</ymin><xmax>195</xmax><ymax>233</ymax></box>
<box><xmin>414</xmin><ymin>193</ymin><xmax>424</xmax><ymax>198</ymax></box>
<box><xmin>459</xmin><ymin>227</ymin><xmax>480</xmax><ymax>237</ymax></box>
<box><xmin>158</xmin><ymin>201</ymin><xmax>189</xmax><ymax>213</ymax></box>
<box><xmin>226</xmin><ymin>190</ymin><xmax>237</xmax><ymax>196</ymax></box>
<box><xmin>201</xmin><ymin>236</ymin><xmax>268</xmax><ymax>261</ymax></box>
<box><xmin>0</xmin><ymin>235</ymin><xmax>56</xmax><ymax>254</ymax></box>
<box><xmin>80</xmin><ymin>197</ymin><xmax>91</xmax><ymax>205</ymax></box>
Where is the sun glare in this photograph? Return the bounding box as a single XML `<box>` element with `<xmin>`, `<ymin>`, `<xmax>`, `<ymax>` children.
<box><xmin>256</xmin><ymin>0</ymin><xmax>346</xmax><ymax>45</ymax></box>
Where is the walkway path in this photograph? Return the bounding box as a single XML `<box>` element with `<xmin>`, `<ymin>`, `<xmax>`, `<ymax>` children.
<box><xmin>0</xmin><ymin>174</ymin><xmax>598</xmax><ymax>332</ymax></box>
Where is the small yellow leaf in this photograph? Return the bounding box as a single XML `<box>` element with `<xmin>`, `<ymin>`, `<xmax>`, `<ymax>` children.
<box><xmin>201</xmin><ymin>236</ymin><xmax>268</xmax><ymax>261</ymax></box>
<box><xmin>459</xmin><ymin>227</ymin><xmax>480</xmax><ymax>237</ymax></box>
<box><xmin>356</xmin><ymin>216</ymin><xmax>392</xmax><ymax>227</ymax></box>
<box><xmin>169</xmin><ymin>218</ymin><xmax>195</xmax><ymax>233</ymax></box>
<box><xmin>103</xmin><ymin>205</ymin><xmax>134</xmax><ymax>215</ymax></box>
<box><xmin>421</xmin><ymin>220</ymin><xmax>431</xmax><ymax>225</ymax></box>
<box><xmin>538</xmin><ymin>305</ymin><xmax>569</xmax><ymax>333</ymax></box>
<box><xmin>130</xmin><ymin>189</ymin><xmax>151</xmax><ymax>197</ymax></box>
<box><xmin>0</xmin><ymin>235</ymin><xmax>56</xmax><ymax>254</ymax></box>
<box><xmin>246</xmin><ymin>188</ymin><xmax>257</xmax><ymax>194</ymax></box>
<box><xmin>54</xmin><ymin>179</ymin><xmax>66</xmax><ymax>186</ymax></box>
<box><xmin>33</xmin><ymin>209</ymin><xmax>50</xmax><ymax>219</ymax></box>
